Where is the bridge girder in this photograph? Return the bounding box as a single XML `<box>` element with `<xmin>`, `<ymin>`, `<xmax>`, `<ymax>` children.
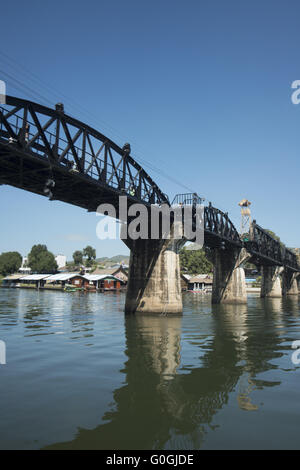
<box><xmin>0</xmin><ymin>96</ymin><xmax>168</xmax><ymax>210</ymax></box>
<box><xmin>244</xmin><ymin>222</ymin><xmax>299</xmax><ymax>272</ymax></box>
<box><xmin>0</xmin><ymin>96</ymin><xmax>299</xmax><ymax>272</ymax></box>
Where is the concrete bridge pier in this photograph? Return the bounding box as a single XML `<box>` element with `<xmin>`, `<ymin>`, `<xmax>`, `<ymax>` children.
<box><xmin>282</xmin><ymin>269</ymin><xmax>299</xmax><ymax>296</ymax></box>
<box><xmin>124</xmin><ymin>232</ymin><xmax>184</xmax><ymax>315</ymax></box>
<box><xmin>210</xmin><ymin>247</ymin><xmax>248</xmax><ymax>304</ymax></box>
<box><xmin>260</xmin><ymin>266</ymin><xmax>282</xmax><ymax>298</ymax></box>
<box><xmin>297</xmin><ymin>275</ymin><xmax>300</xmax><ymax>293</ymax></box>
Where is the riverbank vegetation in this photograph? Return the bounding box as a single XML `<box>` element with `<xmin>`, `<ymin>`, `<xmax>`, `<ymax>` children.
<box><xmin>27</xmin><ymin>245</ymin><xmax>58</xmax><ymax>273</ymax></box>
<box><xmin>179</xmin><ymin>247</ymin><xmax>212</xmax><ymax>274</ymax></box>
<box><xmin>0</xmin><ymin>251</ymin><xmax>22</xmax><ymax>276</ymax></box>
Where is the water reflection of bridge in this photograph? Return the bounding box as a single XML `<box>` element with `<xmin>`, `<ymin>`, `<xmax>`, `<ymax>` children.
<box><xmin>44</xmin><ymin>298</ymin><xmax>288</xmax><ymax>450</ymax></box>
<box><xmin>1</xmin><ymin>96</ymin><xmax>299</xmax><ymax>314</ymax></box>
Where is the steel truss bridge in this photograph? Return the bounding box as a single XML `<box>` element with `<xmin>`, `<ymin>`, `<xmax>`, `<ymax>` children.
<box><xmin>0</xmin><ymin>96</ymin><xmax>299</xmax><ymax>272</ymax></box>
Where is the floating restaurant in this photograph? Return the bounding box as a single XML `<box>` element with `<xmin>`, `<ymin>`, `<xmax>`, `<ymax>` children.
<box><xmin>2</xmin><ymin>272</ymin><xmax>125</xmax><ymax>291</ymax></box>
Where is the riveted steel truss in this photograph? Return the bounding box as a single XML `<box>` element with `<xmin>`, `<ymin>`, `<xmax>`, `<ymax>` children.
<box><xmin>245</xmin><ymin>221</ymin><xmax>299</xmax><ymax>271</ymax></box>
<box><xmin>0</xmin><ymin>96</ymin><xmax>299</xmax><ymax>271</ymax></box>
<box><xmin>204</xmin><ymin>204</ymin><xmax>242</xmax><ymax>247</ymax></box>
<box><xmin>171</xmin><ymin>194</ymin><xmax>241</xmax><ymax>247</ymax></box>
<box><xmin>0</xmin><ymin>96</ymin><xmax>168</xmax><ymax>209</ymax></box>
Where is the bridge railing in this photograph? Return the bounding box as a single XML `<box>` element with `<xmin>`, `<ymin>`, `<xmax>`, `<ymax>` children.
<box><xmin>0</xmin><ymin>97</ymin><xmax>169</xmax><ymax>206</ymax></box>
<box><xmin>246</xmin><ymin>222</ymin><xmax>283</xmax><ymax>265</ymax></box>
<box><xmin>1</xmin><ymin>97</ymin><xmax>298</xmax><ymax>266</ymax></box>
<box><xmin>204</xmin><ymin>203</ymin><xmax>241</xmax><ymax>246</ymax></box>
<box><xmin>245</xmin><ymin>221</ymin><xmax>300</xmax><ymax>271</ymax></box>
<box><xmin>171</xmin><ymin>193</ymin><xmax>204</xmax><ymax>206</ymax></box>
<box><xmin>283</xmin><ymin>247</ymin><xmax>300</xmax><ymax>271</ymax></box>
<box><xmin>170</xmin><ymin>194</ymin><xmax>242</xmax><ymax>246</ymax></box>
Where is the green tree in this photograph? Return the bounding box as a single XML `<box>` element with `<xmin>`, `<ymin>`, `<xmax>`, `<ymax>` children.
<box><xmin>264</xmin><ymin>229</ymin><xmax>286</xmax><ymax>248</ymax></box>
<box><xmin>0</xmin><ymin>251</ymin><xmax>22</xmax><ymax>276</ymax></box>
<box><xmin>179</xmin><ymin>247</ymin><xmax>212</xmax><ymax>274</ymax></box>
<box><xmin>73</xmin><ymin>250</ymin><xmax>83</xmax><ymax>265</ymax></box>
<box><xmin>28</xmin><ymin>244</ymin><xmax>58</xmax><ymax>273</ymax></box>
<box><xmin>265</xmin><ymin>229</ymin><xmax>281</xmax><ymax>243</ymax></box>
<box><xmin>83</xmin><ymin>246</ymin><xmax>96</xmax><ymax>267</ymax></box>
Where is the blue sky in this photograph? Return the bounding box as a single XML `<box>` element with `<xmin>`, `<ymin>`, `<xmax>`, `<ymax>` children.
<box><xmin>1</xmin><ymin>0</ymin><xmax>300</xmax><ymax>259</ymax></box>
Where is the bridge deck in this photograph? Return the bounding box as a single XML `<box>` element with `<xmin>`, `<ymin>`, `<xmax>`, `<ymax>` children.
<box><xmin>0</xmin><ymin>96</ymin><xmax>299</xmax><ymax>271</ymax></box>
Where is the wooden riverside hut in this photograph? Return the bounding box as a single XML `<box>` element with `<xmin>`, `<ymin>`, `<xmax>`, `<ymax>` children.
<box><xmin>187</xmin><ymin>275</ymin><xmax>213</xmax><ymax>292</ymax></box>
<box><xmin>83</xmin><ymin>274</ymin><xmax>125</xmax><ymax>291</ymax></box>
<box><xmin>91</xmin><ymin>266</ymin><xmax>128</xmax><ymax>285</ymax></box>
<box><xmin>45</xmin><ymin>273</ymin><xmax>86</xmax><ymax>289</ymax></box>
<box><xmin>19</xmin><ymin>274</ymin><xmax>51</xmax><ymax>288</ymax></box>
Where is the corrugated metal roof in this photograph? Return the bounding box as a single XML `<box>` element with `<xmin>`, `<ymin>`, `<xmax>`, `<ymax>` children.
<box><xmin>46</xmin><ymin>273</ymin><xmax>82</xmax><ymax>282</ymax></box>
<box><xmin>3</xmin><ymin>272</ymin><xmax>125</xmax><ymax>283</ymax></box>
<box><xmin>84</xmin><ymin>274</ymin><xmax>122</xmax><ymax>281</ymax></box>
<box><xmin>21</xmin><ymin>274</ymin><xmax>51</xmax><ymax>281</ymax></box>
<box><xmin>3</xmin><ymin>274</ymin><xmax>25</xmax><ymax>280</ymax></box>
<box><xmin>189</xmin><ymin>276</ymin><xmax>212</xmax><ymax>284</ymax></box>
<box><xmin>92</xmin><ymin>267</ymin><xmax>128</xmax><ymax>276</ymax></box>
<box><xmin>91</xmin><ymin>268</ymin><xmax>118</xmax><ymax>275</ymax></box>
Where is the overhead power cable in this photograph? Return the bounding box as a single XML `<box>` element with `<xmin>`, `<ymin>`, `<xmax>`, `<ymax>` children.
<box><xmin>0</xmin><ymin>49</ymin><xmax>198</xmax><ymax>194</ymax></box>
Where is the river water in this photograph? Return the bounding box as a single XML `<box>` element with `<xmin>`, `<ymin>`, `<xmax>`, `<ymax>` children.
<box><xmin>0</xmin><ymin>288</ymin><xmax>300</xmax><ymax>450</ymax></box>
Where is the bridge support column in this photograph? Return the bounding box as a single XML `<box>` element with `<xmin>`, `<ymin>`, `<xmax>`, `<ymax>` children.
<box><xmin>260</xmin><ymin>266</ymin><xmax>282</xmax><ymax>298</ymax></box>
<box><xmin>297</xmin><ymin>275</ymin><xmax>300</xmax><ymax>293</ymax></box>
<box><xmin>282</xmin><ymin>269</ymin><xmax>299</xmax><ymax>296</ymax></box>
<box><xmin>210</xmin><ymin>248</ymin><xmax>248</xmax><ymax>304</ymax></box>
<box><xmin>124</xmin><ymin>234</ymin><xmax>183</xmax><ymax>315</ymax></box>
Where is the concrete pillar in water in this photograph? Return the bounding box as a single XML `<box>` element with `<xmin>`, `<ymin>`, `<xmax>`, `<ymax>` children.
<box><xmin>282</xmin><ymin>269</ymin><xmax>299</xmax><ymax>296</ymax></box>
<box><xmin>124</xmin><ymin>234</ymin><xmax>184</xmax><ymax>315</ymax></box>
<box><xmin>210</xmin><ymin>247</ymin><xmax>248</xmax><ymax>304</ymax></box>
<box><xmin>260</xmin><ymin>266</ymin><xmax>282</xmax><ymax>298</ymax></box>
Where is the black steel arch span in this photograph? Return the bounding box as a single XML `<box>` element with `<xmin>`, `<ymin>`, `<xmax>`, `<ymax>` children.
<box><xmin>204</xmin><ymin>204</ymin><xmax>241</xmax><ymax>248</ymax></box>
<box><xmin>245</xmin><ymin>221</ymin><xmax>299</xmax><ymax>272</ymax></box>
<box><xmin>0</xmin><ymin>95</ymin><xmax>169</xmax><ymax>210</ymax></box>
<box><xmin>0</xmin><ymin>96</ymin><xmax>242</xmax><ymax>249</ymax></box>
<box><xmin>0</xmin><ymin>96</ymin><xmax>299</xmax><ymax>272</ymax></box>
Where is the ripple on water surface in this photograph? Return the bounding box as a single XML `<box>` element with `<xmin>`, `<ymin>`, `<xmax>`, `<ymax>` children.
<box><xmin>0</xmin><ymin>289</ymin><xmax>300</xmax><ymax>449</ymax></box>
